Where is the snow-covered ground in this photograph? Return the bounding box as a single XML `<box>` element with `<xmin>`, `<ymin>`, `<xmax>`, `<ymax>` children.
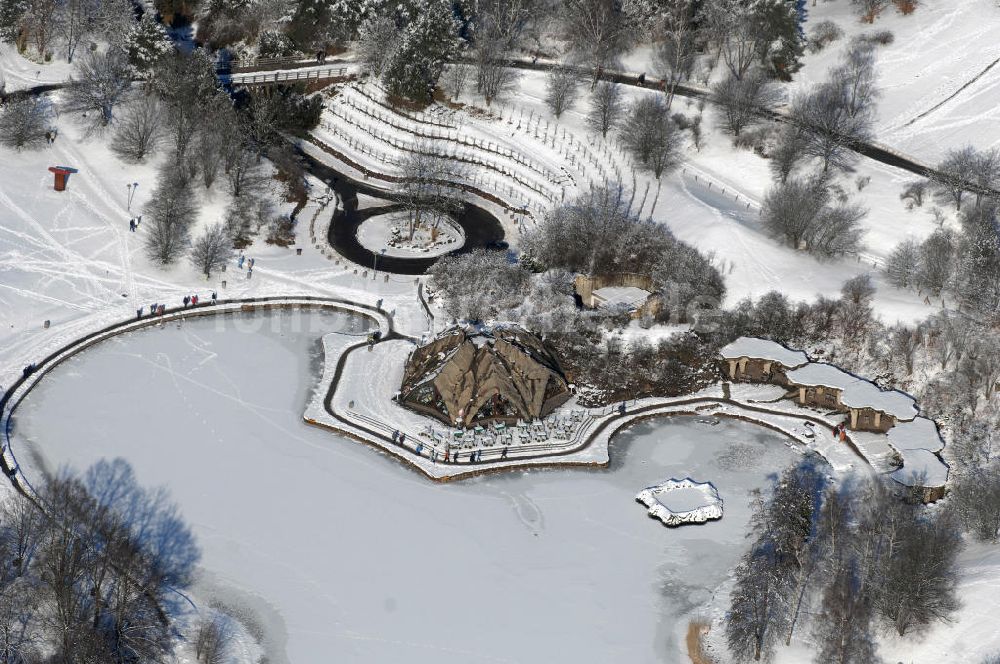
<box><xmin>13</xmin><ymin>310</ymin><xmax>802</xmax><ymax>663</ymax></box>
<box><xmin>356</xmin><ymin>210</ymin><xmax>464</xmax><ymax>258</ymax></box>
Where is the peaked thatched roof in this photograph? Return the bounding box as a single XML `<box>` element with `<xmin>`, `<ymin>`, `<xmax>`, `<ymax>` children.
<box><xmin>400</xmin><ymin>324</ymin><xmax>571</xmax><ymax>427</ymax></box>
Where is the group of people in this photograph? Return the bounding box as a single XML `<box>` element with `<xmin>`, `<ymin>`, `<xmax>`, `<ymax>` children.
<box><xmin>238</xmin><ymin>254</ymin><xmax>255</xmax><ymax>279</ymax></box>
<box><xmin>128</xmin><ymin>216</ymin><xmax>142</xmax><ymax>232</ymax></box>
<box><xmin>44</xmin><ymin>129</ymin><xmax>58</xmax><ymax>145</ymax></box>
<box><xmin>136</xmin><ymin>291</ymin><xmax>218</xmax><ymax>319</ymax></box>
<box><xmin>832</xmin><ymin>422</ymin><xmax>848</xmax><ymax>442</ymax></box>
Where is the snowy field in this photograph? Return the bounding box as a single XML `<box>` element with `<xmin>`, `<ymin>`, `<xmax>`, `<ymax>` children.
<box><xmin>13</xmin><ymin>310</ymin><xmax>801</xmax><ymax>664</ymax></box>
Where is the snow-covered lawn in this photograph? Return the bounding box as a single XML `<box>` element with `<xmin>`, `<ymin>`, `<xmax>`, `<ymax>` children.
<box><xmin>14</xmin><ymin>310</ymin><xmax>801</xmax><ymax>664</ymax></box>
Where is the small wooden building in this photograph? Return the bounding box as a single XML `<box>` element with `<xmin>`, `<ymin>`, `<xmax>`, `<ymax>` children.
<box><xmin>887</xmin><ymin>417</ymin><xmax>949</xmax><ymax>503</ymax></box>
<box><xmin>784</xmin><ymin>363</ymin><xmax>918</xmax><ymax>433</ymax></box>
<box><xmin>718</xmin><ymin>337</ymin><xmax>809</xmax><ymax>385</ymax></box>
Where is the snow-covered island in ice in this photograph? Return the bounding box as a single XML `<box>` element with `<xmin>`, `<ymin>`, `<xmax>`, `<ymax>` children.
<box><xmin>636</xmin><ymin>478</ymin><xmax>724</xmax><ymax>527</ymax></box>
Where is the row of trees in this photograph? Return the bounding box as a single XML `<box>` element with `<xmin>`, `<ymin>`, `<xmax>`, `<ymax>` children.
<box><xmin>137</xmin><ymin>51</ymin><xmax>315</xmax><ymax>269</ymax></box>
<box><xmin>726</xmin><ymin>463</ymin><xmax>962</xmax><ymax>662</ymax></box>
<box><xmin>0</xmin><ymin>0</ymin><xmax>171</xmax><ymax>66</ymax></box>
<box><xmin>885</xmin><ymin>200</ymin><xmax>1000</xmax><ymax>314</ymax></box>
<box><xmin>0</xmin><ymin>459</ymin><xmax>198</xmax><ymax>662</ymax></box>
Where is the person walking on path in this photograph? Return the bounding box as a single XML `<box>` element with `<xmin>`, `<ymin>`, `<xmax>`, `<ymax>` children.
<box><xmin>249</xmin><ymin>257</ymin><xmax>255</xmax><ymax>269</ymax></box>
<box><xmin>238</xmin><ymin>254</ymin><xmax>245</xmax><ymax>269</ymax></box>
<box><xmin>129</xmin><ymin>218</ymin><xmax>136</xmax><ymax>232</ymax></box>
<box><xmin>211</xmin><ymin>291</ymin><xmax>217</xmax><ymax>304</ymax></box>
<box><xmin>183</xmin><ymin>296</ymin><xmax>190</xmax><ymax>308</ymax></box>
<box><xmin>192</xmin><ymin>294</ymin><xmax>199</xmax><ymax>306</ymax></box>
<box><xmin>501</xmin><ymin>446</ymin><xmax>508</xmax><ymax>459</ymax></box>
<box><xmin>136</xmin><ymin>306</ymin><xmax>143</xmax><ymax>319</ymax></box>
<box><xmin>399</xmin><ymin>433</ymin><xmax>406</xmax><ymax>446</ymax></box>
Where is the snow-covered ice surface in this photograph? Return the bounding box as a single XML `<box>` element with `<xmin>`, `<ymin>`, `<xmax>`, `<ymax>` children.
<box><xmin>13</xmin><ymin>311</ymin><xmax>801</xmax><ymax>664</ymax></box>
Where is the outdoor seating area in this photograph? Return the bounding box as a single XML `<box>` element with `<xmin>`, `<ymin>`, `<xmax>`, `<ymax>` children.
<box><xmin>415</xmin><ymin>409</ymin><xmax>590</xmax><ymax>456</ymax></box>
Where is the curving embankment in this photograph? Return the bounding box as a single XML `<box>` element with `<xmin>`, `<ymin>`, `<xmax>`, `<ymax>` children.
<box><xmin>0</xmin><ymin>296</ymin><xmax>393</xmax><ymax>498</ymax></box>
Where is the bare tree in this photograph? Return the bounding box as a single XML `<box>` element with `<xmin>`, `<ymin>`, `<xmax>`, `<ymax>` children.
<box><xmin>653</xmin><ymin>0</ymin><xmax>698</xmax><ymax>108</ymax></box>
<box><xmin>725</xmin><ymin>537</ymin><xmax>789</xmax><ymax>662</ymax></box>
<box><xmin>761</xmin><ymin>176</ymin><xmax>865</xmax><ymax>256</ymax></box>
<box><xmin>620</xmin><ymin>96</ymin><xmax>682</xmax><ymax>178</ymax></box>
<box><xmin>889</xmin><ymin>323</ymin><xmax>922</xmax><ymax>375</ymax></box>
<box><xmin>21</xmin><ymin>0</ymin><xmax>60</xmax><ymax>59</ymax></box>
<box><xmin>791</xmin><ymin>82</ymin><xmax>872</xmax><ymax>173</ymax></box>
<box><xmin>973</xmin><ymin>147</ymin><xmax>1000</xmax><ymax>208</ymax></box>
<box><xmin>561</xmin><ymin>0</ymin><xmax>630</xmax><ymax>87</ymax></box>
<box><xmin>111</xmin><ymin>94</ymin><xmax>161</xmax><ymax>162</ymax></box>
<box><xmin>852</xmin><ymin>0</ymin><xmax>889</xmax><ymax>23</ymax></box>
<box><xmin>0</xmin><ymin>95</ymin><xmax>52</xmax><ymax>150</ymax></box>
<box><xmin>586</xmin><ymin>80</ymin><xmax>623</xmax><ymax>137</ymax></box>
<box><xmin>190</xmin><ymin>223</ymin><xmax>234</xmax><ymax>278</ymax></box>
<box><xmin>830</xmin><ymin>42</ymin><xmax>880</xmax><ymax>119</ymax></box>
<box><xmin>443</xmin><ymin>63</ymin><xmax>470</xmax><ymax>101</ymax></box>
<box><xmin>713</xmin><ymin>70</ymin><xmax>778</xmax><ymax>137</ymax></box>
<box><xmin>55</xmin><ymin>0</ymin><xmax>96</xmax><ymax>63</ymax></box>
<box><xmin>918</xmin><ymin>228</ymin><xmax>955</xmax><ymax>294</ymax></box>
<box><xmin>769</xmin><ymin>126</ymin><xmax>809</xmax><ymax>183</ymax></box>
<box><xmin>759</xmin><ymin>176</ymin><xmax>826</xmax><ymax>250</ymax></box>
<box><xmin>934</xmin><ymin>146</ymin><xmax>978</xmax><ymax>211</ymax></box>
<box><xmin>194</xmin><ymin>615</ymin><xmax>233</xmax><ymax>664</ymax></box>
<box><xmin>544</xmin><ymin>68</ymin><xmax>579</xmax><ymax>118</ymax></box>
<box><xmin>810</xmin><ymin>561</ymin><xmax>880</xmax><ymax>664</ymax></box>
<box><xmin>951</xmin><ymin>463</ymin><xmax>1000</xmax><ymax>542</ymax></box>
<box><xmin>64</xmin><ymin>49</ymin><xmax>132</xmax><ymax>126</ymax></box>
<box><xmin>883</xmin><ymin>239</ymin><xmax>920</xmax><ymax>289</ymax></box>
<box><xmin>226</xmin><ymin>144</ymin><xmax>266</xmax><ymax>199</ymax></box>
<box><xmin>474</xmin><ymin>40</ymin><xmax>519</xmax><ymax>106</ymax></box>
<box><xmin>357</xmin><ymin>15</ymin><xmax>398</xmax><ymax>78</ymax></box>
<box><xmin>702</xmin><ymin>0</ymin><xmax>760</xmax><ymax>80</ymax></box>
<box><xmin>875</xmin><ymin>510</ymin><xmax>962</xmax><ymax>636</ymax></box>
<box><xmin>398</xmin><ymin>145</ymin><xmax>470</xmax><ymax>240</ymax></box>
<box><xmin>144</xmin><ymin>170</ymin><xmax>197</xmax><ymax>265</ymax></box>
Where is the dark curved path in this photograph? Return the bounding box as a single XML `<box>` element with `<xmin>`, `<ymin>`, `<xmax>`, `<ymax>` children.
<box><xmin>296</xmin><ymin>148</ymin><xmax>505</xmax><ymax>275</ymax></box>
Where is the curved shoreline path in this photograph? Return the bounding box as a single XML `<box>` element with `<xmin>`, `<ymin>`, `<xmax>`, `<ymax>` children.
<box><xmin>296</xmin><ymin>148</ymin><xmax>505</xmax><ymax>275</ymax></box>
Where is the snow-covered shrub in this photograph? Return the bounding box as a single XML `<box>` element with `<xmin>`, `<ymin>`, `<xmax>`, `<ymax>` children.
<box><xmin>854</xmin><ymin>29</ymin><xmax>895</xmax><ymax>46</ymax></box>
<box><xmin>258</xmin><ymin>30</ymin><xmax>296</xmax><ymax>58</ymax></box>
<box><xmin>807</xmin><ymin>20</ymin><xmax>843</xmax><ymax>53</ymax></box>
<box><xmin>900</xmin><ymin>180</ymin><xmax>927</xmax><ymax>207</ymax></box>
<box><xmin>0</xmin><ymin>95</ymin><xmax>52</xmax><ymax>150</ymax></box>
<box><xmin>427</xmin><ymin>249</ymin><xmax>531</xmax><ymax>322</ymax></box>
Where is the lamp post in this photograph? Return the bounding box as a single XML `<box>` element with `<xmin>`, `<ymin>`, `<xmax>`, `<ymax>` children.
<box><xmin>126</xmin><ymin>182</ymin><xmax>138</xmax><ymax>211</ymax></box>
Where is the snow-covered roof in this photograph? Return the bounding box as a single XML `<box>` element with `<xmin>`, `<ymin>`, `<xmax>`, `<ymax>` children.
<box><xmin>887</xmin><ymin>416</ymin><xmax>944</xmax><ymax>453</ymax></box>
<box><xmin>785</xmin><ymin>363</ymin><xmax>918</xmax><ymax>420</ymax></box>
<box><xmin>718</xmin><ymin>337</ymin><xmax>808</xmax><ymax>368</ymax></box>
<box><xmin>591</xmin><ymin>286</ymin><xmax>651</xmax><ymax>310</ymax></box>
<box><xmin>891</xmin><ymin>449</ymin><xmax>949</xmax><ymax>488</ymax></box>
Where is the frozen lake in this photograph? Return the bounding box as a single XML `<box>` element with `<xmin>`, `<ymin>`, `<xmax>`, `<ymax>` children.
<box><xmin>13</xmin><ymin>311</ymin><xmax>800</xmax><ymax>664</ymax></box>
